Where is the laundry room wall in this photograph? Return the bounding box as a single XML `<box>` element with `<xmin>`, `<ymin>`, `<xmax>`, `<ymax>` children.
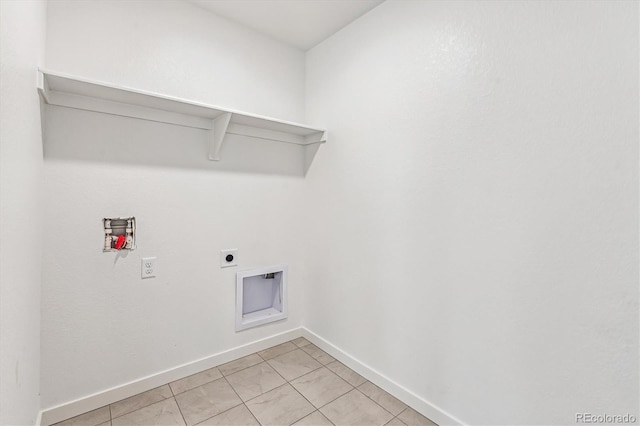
<box><xmin>41</xmin><ymin>0</ymin><xmax>309</xmax><ymax>409</ymax></box>
<box><xmin>0</xmin><ymin>1</ymin><xmax>47</xmax><ymax>424</ymax></box>
<box><xmin>304</xmin><ymin>1</ymin><xmax>639</xmax><ymax>424</ymax></box>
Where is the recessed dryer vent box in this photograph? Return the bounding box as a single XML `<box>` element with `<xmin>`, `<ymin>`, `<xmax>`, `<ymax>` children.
<box><xmin>236</xmin><ymin>265</ymin><xmax>287</xmax><ymax>331</ymax></box>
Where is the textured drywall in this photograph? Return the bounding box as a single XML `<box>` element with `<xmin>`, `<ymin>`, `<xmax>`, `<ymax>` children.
<box><xmin>0</xmin><ymin>0</ymin><xmax>47</xmax><ymax>424</ymax></box>
<box><xmin>41</xmin><ymin>0</ymin><xmax>307</xmax><ymax>409</ymax></box>
<box><xmin>45</xmin><ymin>0</ymin><xmax>305</xmax><ymax>121</ymax></box>
<box><xmin>304</xmin><ymin>1</ymin><xmax>639</xmax><ymax>424</ymax></box>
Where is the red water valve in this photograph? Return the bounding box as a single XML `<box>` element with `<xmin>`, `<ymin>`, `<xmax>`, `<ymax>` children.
<box><xmin>114</xmin><ymin>234</ymin><xmax>126</xmax><ymax>250</ymax></box>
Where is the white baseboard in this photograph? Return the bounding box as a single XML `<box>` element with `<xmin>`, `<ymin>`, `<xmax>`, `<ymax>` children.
<box><xmin>39</xmin><ymin>327</ymin><xmax>463</xmax><ymax>426</ymax></box>
<box><xmin>300</xmin><ymin>328</ymin><xmax>464</xmax><ymax>426</ymax></box>
<box><xmin>39</xmin><ymin>328</ymin><xmax>303</xmax><ymax>426</ymax></box>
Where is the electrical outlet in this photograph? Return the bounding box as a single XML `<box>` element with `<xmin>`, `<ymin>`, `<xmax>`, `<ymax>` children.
<box><xmin>141</xmin><ymin>257</ymin><xmax>156</xmax><ymax>278</ymax></box>
<box><xmin>220</xmin><ymin>249</ymin><xmax>238</xmax><ymax>268</ymax></box>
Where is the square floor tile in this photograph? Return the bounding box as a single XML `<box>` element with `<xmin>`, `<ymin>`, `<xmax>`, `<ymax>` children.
<box><xmin>313</xmin><ymin>350</ymin><xmax>336</xmax><ymax>365</ymax></box>
<box><xmin>195</xmin><ymin>404</ymin><xmax>259</xmax><ymax>426</ymax></box>
<box><xmin>52</xmin><ymin>343</ymin><xmax>435</xmax><ymax>426</ymax></box>
<box><xmin>110</xmin><ymin>385</ymin><xmax>173</xmax><ymax>418</ymax></box>
<box><xmin>326</xmin><ymin>361</ymin><xmax>367</xmax><ymax>387</ymax></box>
<box><xmin>218</xmin><ymin>353</ymin><xmax>263</xmax><ymax>376</ymax></box>
<box><xmin>174</xmin><ymin>378</ymin><xmax>242</xmax><ymax>425</ymax></box>
<box><xmin>112</xmin><ymin>398</ymin><xmax>185</xmax><ymax>426</ymax></box>
<box><xmin>290</xmin><ymin>367</ymin><xmax>352</xmax><ymax>408</ymax></box>
<box><xmin>170</xmin><ymin>367</ymin><xmax>223</xmax><ymax>395</ymax></box>
<box><xmin>320</xmin><ymin>389</ymin><xmax>393</xmax><ymax>426</ymax></box>
<box><xmin>292</xmin><ymin>411</ymin><xmax>334</xmax><ymax>425</ymax></box>
<box><xmin>53</xmin><ymin>406</ymin><xmax>110</xmax><ymax>426</ymax></box>
<box><xmin>396</xmin><ymin>408</ymin><xmax>437</xmax><ymax>426</ymax></box>
<box><xmin>267</xmin><ymin>349</ymin><xmax>322</xmax><ymax>381</ymax></box>
<box><xmin>226</xmin><ymin>362</ymin><xmax>286</xmax><ymax>401</ymax></box>
<box><xmin>300</xmin><ymin>344</ymin><xmax>336</xmax><ymax>365</ymax></box>
<box><xmin>258</xmin><ymin>342</ymin><xmax>297</xmax><ymax>360</ymax></box>
<box><xmin>299</xmin><ymin>344</ymin><xmax>321</xmax><ymax>355</ymax></box>
<box><xmin>357</xmin><ymin>381</ymin><xmax>406</xmax><ymax>416</ymax></box>
<box><xmin>245</xmin><ymin>384</ymin><xmax>314</xmax><ymax>426</ymax></box>
<box><xmin>291</xmin><ymin>337</ymin><xmax>312</xmax><ymax>348</ymax></box>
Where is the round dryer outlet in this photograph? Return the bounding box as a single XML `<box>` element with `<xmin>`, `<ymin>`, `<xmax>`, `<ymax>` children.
<box><xmin>220</xmin><ymin>249</ymin><xmax>238</xmax><ymax>267</ymax></box>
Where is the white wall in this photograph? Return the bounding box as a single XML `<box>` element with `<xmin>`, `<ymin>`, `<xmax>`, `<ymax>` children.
<box><xmin>305</xmin><ymin>1</ymin><xmax>639</xmax><ymax>425</ymax></box>
<box><xmin>45</xmin><ymin>0</ymin><xmax>304</xmax><ymax>121</ymax></box>
<box><xmin>41</xmin><ymin>0</ymin><xmax>308</xmax><ymax>409</ymax></box>
<box><xmin>0</xmin><ymin>0</ymin><xmax>47</xmax><ymax>424</ymax></box>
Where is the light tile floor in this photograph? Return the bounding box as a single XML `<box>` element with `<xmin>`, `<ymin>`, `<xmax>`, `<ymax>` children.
<box><xmin>53</xmin><ymin>338</ymin><xmax>437</xmax><ymax>426</ymax></box>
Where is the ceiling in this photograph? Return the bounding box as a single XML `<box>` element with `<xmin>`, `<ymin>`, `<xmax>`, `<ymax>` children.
<box><xmin>189</xmin><ymin>0</ymin><xmax>385</xmax><ymax>50</ymax></box>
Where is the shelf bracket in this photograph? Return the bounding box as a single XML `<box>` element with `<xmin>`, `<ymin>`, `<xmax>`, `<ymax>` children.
<box><xmin>305</xmin><ymin>131</ymin><xmax>327</xmax><ymax>145</ymax></box>
<box><xmin>208</xmin><ymin>112</ymin><xmax>232</xmax><ymax>161</ymax></box>
<box><xmin>304</xmin><ymin>131</ymin><xmax>327</xmax><ymax>176</ymax></box>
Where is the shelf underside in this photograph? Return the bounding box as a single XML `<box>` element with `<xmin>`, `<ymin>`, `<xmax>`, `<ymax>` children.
<box><xmin>38</xmin><ymin>69</ymin><xmax>327</xmax><ymax>164</ymax></box>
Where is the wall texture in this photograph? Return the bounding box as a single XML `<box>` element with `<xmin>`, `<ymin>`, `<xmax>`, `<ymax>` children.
<box><xmin>41</xmin><ymin>0</ymin><xmax>309</xmax><ymax>409</ymax></box>
<box><xmin>37</xmin><ymin>0</ymin><xmax>640</xmax><ymax>423</ymax></box>
<box><xmin>304</xmin><ymin>1</ymin><xmax>639</xmax><ymax>424</ymax></box>
<box><xmin>0</xmin><ymin>0</ymin><xmax>47</xmax><ymax>424</ymax></box>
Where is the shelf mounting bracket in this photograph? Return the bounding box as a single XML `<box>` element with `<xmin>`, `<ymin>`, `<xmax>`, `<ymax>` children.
<box><xmin>208</xmin><ymin>112</ymin><xmax>232</xmax><ymax>161</ymax></box>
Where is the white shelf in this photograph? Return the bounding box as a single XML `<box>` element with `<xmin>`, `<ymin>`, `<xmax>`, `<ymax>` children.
<box><xmin>37</xmin><ymin>69</ymin><xmax>326</xmax><ymax>162</ymax></box>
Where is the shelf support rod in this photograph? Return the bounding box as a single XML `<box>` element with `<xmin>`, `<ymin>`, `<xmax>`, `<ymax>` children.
<box><xmin>208</xmin><ymin>112</ymin><xmax>232</xmax><ymax>161</ymax></box>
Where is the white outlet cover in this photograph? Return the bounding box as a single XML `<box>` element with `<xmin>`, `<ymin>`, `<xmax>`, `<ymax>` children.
<box><xmin>142</xmin><ymin>257</ymin><xmax>156</xmax><ymax>278</ymax></box>
<box><xmin>220</xmin><ymin>249</ymin><xmax>238</xmax><ymax>268</ymax></box>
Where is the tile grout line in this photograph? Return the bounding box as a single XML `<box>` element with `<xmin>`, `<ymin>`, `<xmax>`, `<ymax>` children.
<box><xmin>263</xmin><ymin>340</ymin><xmax>360</xmax><ymax>422</ymax></box>
<box><xmin>220</xmin><ymin>358</ymin><xmax>265</xmax><ymax>378</ymax></box>
<box><xmin>247</xmin><ymin>381</ymin><xmax>313</xmax><ymax>426</ymax></box>
<box><xmin>109</xmin><ymin>393</ymin><xmax>176</xmax><ymax>424</ymax></box>
<box><xmin>258</xmin><ymin>342</ymin><xmax>299</xmax><ymax>361</ymax></box>
<box><xmin>292</xmin><ymin>339</ymin><xmax>312</xmax><ymax>349</ymax></box>
<box><xmin>298</xmin><ymin>410</ymin><xmax>337</xmax><ymax>426</ymax></box>
<box><xmin>266</xmin><ymin>358</ymin><xmax>325</xmax><ymax>382</ymax></box>
<box><xmin>281</xmin><ymin>355</ymin><xmax>396</xmax><ymax>422</ymax></box>
<box><xmin>109</xmin><ymin>386</ymin><xmax>173</xmax><ymax>422</ymax></box>
<box><xmin>242</xmin><ymin>402</ymin><xmax>262</xmax><ymax>426</ymax></box>
<box><xmin>287</xmin><ymin>366</ymin><xmax>354</xmax><ymax>412</ymax></box>
<box><xmin>222</xmin><ymin>375</ymin><xmax>246</xmax><ymax>409</ymax></box>
<box><xmin>167</xmin><ymin>348</ymin><xmax>285</xmax><ymax>398</ymax></box>
<box><xmin>303</xmin><ymin>345</ymin><xmax>336</xmax><ymax>365</ymax></box>
<box><xmin>352</xmin><ymin>386</ymin><xmax>399</xmax><ymax>420</ymax></box>
<box><xmin>188</xmin><ymin>376</ymin><xmax>247</xmax><ymax>426</ymax></box>
<box><xmin>395</xmin><ymin>407</ymin><xmax>416</xmax><ymax>424</ymax></box>
<box><xmin>108</xmin><ymin>348</ymin><xmax>285</xmax><ymax>424</ymax></box>
<box><xmin>259</xmin><ymin>353</ymin><xmax>294</xmax><ymax>389</ymax></box>
<box><xmin>171</xmin><ymin>396</ymin><xmax>189</xmax><ymax>426</ymax></box>
<box><xmin>106</xmin><ymin>342</ymin><xmax>302</xmax><ymax>423</ymax></box>
<box><xmin>357</xmin><ymin>382</ymin><xmax>415</xmax><ymax>421</ymax></box>
<box><xmin>51</xmin><ymin>405</ymin><xmax>112</xmax><ymax>426</ymax></box>
<box><xmin>282</xmin><ymin>379</ymin><xmax>321</xmax><ymax>425</ymax></box>
<box><xmin>242</xmin><ymin>380</ymin><xmax>297</xmax><ymax>425</ymax></box>
<box><xmin>307</xmin><ymin>384</ymin><xmax>353</xmax><ymax>412</ymax></box>
<box><xmin>291</xmin><ymin>339</ymin><xmax>427</xmax><ymax>424</ymax></box>
<box><xmin>273</xmin><ymin>349</ymin><xmax>345</xmax><ymax>425</ymax></box>
<box><xmin>169</xmin><ymin>368</ymin><xmax>224</xmax><ymax>396</ymax></box>
<box><xmin>59</xmin><ymin>339</ymin><xmax>421</xmax><ymax>426</ymax></box>
<box><xmin>390</xmin><ymin>413</ymin><xmax>409</xmax><ymax>426</ymax></box>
